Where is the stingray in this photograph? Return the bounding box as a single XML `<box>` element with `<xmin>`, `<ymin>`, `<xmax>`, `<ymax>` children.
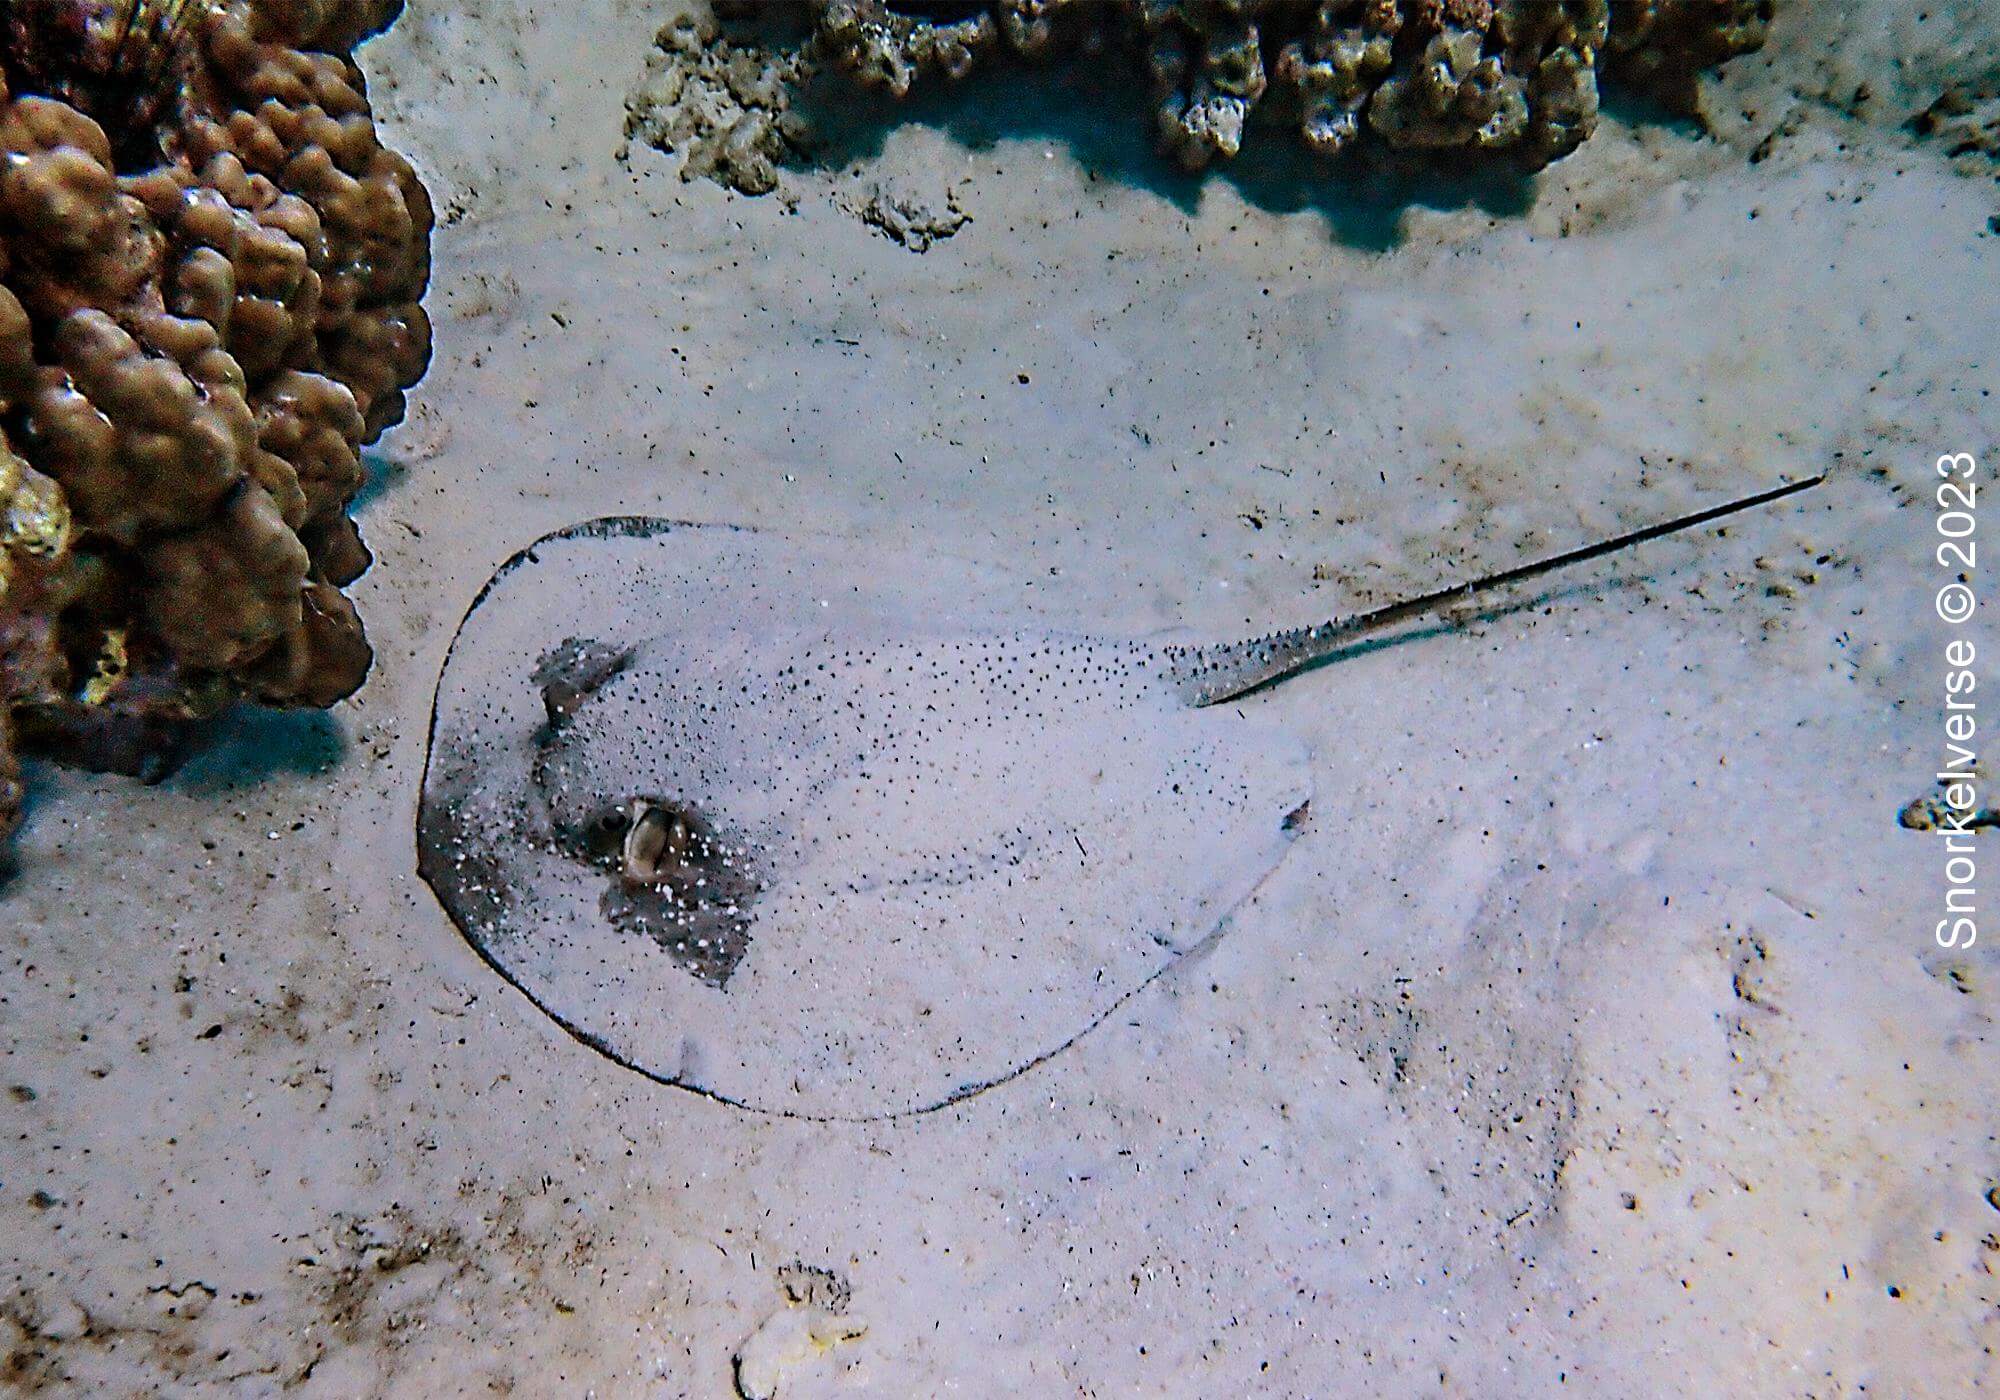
<box><xmin>416</xmin><ymin>476</ymin><xmax>1818</xmax><ymax>1119</ymax></box>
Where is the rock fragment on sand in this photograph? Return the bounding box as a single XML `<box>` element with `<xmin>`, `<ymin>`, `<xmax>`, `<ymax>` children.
<box><xmin>731</xmin><ymin>1264</ymin><xmax>866</xmax><ymax>1399</ymax></box>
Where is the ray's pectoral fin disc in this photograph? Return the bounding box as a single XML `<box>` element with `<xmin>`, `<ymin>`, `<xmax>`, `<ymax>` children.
<box><xmin>417</xmin><ymin>518</ymin><xmax>1312</xmax><ymax>1119</ymax></box>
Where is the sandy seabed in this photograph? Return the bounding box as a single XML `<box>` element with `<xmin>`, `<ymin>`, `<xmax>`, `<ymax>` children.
<box><xmin>4</xmin><ymin>2</ymin><xmax>1997</xmax><ymax>1394</ymax></box>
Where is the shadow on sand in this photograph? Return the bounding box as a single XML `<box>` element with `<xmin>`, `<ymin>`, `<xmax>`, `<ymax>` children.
<box><xmin>789</xmin><ymin>55</ymin><xmax>1541</xmax><ymax>252</ymax></box>
<box><xmin>164</xmin><ymin>704</ymin><xmax>351</xmax><ymax>796</ymax></box>
<box><xmin>0</xmin><ymin>705</ymin><xmax>346</xmax><ymax>887</ymax></box>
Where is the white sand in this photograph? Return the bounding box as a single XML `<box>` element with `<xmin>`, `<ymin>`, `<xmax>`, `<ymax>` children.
<box><xmin>4</xmin><ymin>2</ymin><xmax>1996</xmax><ymax>1393</ymax></box>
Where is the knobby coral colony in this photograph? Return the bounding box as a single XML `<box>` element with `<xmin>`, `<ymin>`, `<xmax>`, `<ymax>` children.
<box><xmin>698</xmin><ymin>0</ymin><xmax>1769</xmax><ymax>175</ymax></box>
<box><xmin>0</xmin><ymin>0</ymin><xmax>430</xmax><ymax>844</ymax></box>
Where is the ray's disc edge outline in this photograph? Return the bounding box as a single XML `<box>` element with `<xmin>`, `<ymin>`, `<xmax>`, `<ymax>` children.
<box><xmin>409</xmin><ymin>515</ymin><xmax>1303</xmax><ymax>1124</ymax></box>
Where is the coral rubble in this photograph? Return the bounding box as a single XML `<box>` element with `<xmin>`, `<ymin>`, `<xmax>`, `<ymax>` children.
<box><xmin>0</xmin><ymin>0</ymin><xmax>430</xmax><ymax>844</ymax></box>
<box><xmin>622</xmin><ymin>10</ymin><xmax>815</xmax><ymax>197</ymax></box>
<box><xmin>1910</xmin><ymin>80</ymin><xmax>2000</xmax><ymax>177</ymax></box>
<box><xmin>628</xmin><ymin>0</ymin><xmax>1772</xmax><ymax>191</ymax></box>
<box><xmin>845</xmin><ymin>181</ymin><xmax>969</xmax><ymax>250</ymax></box>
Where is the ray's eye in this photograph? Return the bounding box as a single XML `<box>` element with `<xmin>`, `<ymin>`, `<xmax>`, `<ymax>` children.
<box><xmin>577</xmin><ymin>805</ymin><xmax>630</xmax><ymax>862</ymax></box>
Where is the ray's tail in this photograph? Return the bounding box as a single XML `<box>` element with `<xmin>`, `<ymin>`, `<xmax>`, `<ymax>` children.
<box><xmin>1169</xmin><ymin>474</ymin><xmax>1825</xmax><ymax>707</ymax></box>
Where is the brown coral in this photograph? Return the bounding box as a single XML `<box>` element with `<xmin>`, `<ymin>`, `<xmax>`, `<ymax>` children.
<box><xmin>655</xmin><ymin>0</ymin><xmax>1769</xmax><ymax>186</ymax></box>
<box><xmin>0</xmin><ymin>444</ymin><xmax>69</xmax><ymax>843</ymax></box>
<box><xmin>0</xmin><ymin>0</ymin><xmax>430</xmax><ymax>847</ymax></box>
